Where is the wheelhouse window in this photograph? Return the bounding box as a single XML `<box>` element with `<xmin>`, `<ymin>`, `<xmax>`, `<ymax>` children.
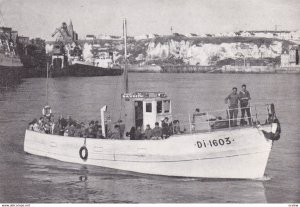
<box><xmin>157</xmin><ymin>101</ymin><xmax>162</xmax><ymax>114</ymax></box>
<box><xmin>164</xmin><ymin>100</ymin><xmax>170</xmax><ymax>113</ymax></box>
<box><xmin>146</xmin><ymin>103</ymin><xmax>152</xmax><ymax>112</ymax></box>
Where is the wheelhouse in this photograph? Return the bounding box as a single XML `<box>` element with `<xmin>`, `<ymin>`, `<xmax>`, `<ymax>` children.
<box><xmin>122</xmin><ymin>92</ymin><xmax>172</xmax><ymax>132</ymax></box>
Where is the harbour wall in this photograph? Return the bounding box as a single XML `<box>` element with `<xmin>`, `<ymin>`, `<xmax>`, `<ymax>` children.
<box><xmin>160</xmin><ymin>65</ymin><xmax>300</xmax><ymax>73</ymax></box>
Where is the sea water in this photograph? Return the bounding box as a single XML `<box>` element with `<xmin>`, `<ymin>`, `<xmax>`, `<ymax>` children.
<box><xmin>0</xmin><ymin>73</ymin><xmax>299</xmax><ymax>203</ymax></box>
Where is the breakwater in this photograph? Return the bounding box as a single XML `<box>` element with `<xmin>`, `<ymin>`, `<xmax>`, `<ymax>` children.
<box><xmin>161</xmin><ymin>65</ymin><xmax>220</xmax><ymax>73</ymax></box>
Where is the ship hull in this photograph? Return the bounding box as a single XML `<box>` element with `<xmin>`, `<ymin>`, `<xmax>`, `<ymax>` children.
<box><xmin>0</xmin><ymin>55</ymin><xmax>23</xmax><ymax>86</ymax></box>
<box><xmin>24</xmin><ymin>125</ymin><xmax>274</xmax><ymax>179</ymax></box>
<box><xmin>51</xmin><ymin>63</ymin><xmax>123</xmax><ymax>77</ymax></box>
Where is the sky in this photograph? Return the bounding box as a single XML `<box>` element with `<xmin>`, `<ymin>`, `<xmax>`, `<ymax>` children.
<box><xmin>0</xmin><ymin>0</ymin><xmax>299</xmax><ymax>40</ymax></box>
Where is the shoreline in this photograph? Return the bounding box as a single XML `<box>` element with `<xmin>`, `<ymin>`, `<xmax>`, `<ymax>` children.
<box><xmin>1</xmin><ymin>64</ymin><xmax>299</xmax><ymax>88</ymax></box>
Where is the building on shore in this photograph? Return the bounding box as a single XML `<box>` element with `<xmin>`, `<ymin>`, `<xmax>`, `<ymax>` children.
<box><xmin>281</xmin><ymin>45</ymin><xmax>299</xmax><ymax>67</ymax></box>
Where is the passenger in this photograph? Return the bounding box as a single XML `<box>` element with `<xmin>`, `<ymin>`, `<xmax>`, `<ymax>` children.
<box><xmin>67</xmin><ymin>123</ymin><xmax>76</xmax><ymax>137</ymax></box>
<box><xmin>28</xmin><ymin>119</ymin><xmax>37</xmax><ymax>131</ymax></box>
<box><xmin>225</xmin><ymin>87</ymin><xmax>239</xmax><ymax>127</ymax></box>
<box><xmin>85</xmin><ymin>120</ymin><xmax>97</xmax><ymax>138</ymax></box>
<box><xmin>59</xmin><ymin>115</ymin><xmax>68</xmax><ymax>129</ymax></box>
<box><xmin>74</xmin><ymin>123</ymin><xmax>84</xmax><ymax>137</ymax></box>
<box><xmin>33</xmin><ymin>120</ymin><xmax>40</xmax><ymax>132</ymax></box>
<box><xmin>162</xmin><ymin>117</ymin><xmax>170</xmax><ymax>138</ymax></box>
<box><xmin>151</xmin><ymin>122</ymin><xmax>162</xmax><ymax>139</ymax></box>
<box><xmin>85</xmin><ymin>127</ymin><xmax>94</xmax><ymax>138</ymax></box>
<box><xmin>44</xmin><ymin>122</ymin><xmax>51</xmax><ymax>134</ymax></box>
<box><xmin>192</xmin><ymin>108</ymin><xmax>206</xmax><ymax>123</ymax></box>
<box><xmin>43</xmin><ymin>116</ymin><xmax>52</xmax><ymax>134</ymax></box>
<box><xmin>96</xmin><ymin>128</ymin><xmax>104</xmax><ymax>139</ymax></box>
<box><xmin>94</xmin><ymin>121</ymin><xmax>100</xmax><ymax>131</ymax></box>
<box><xmin>239</xmin><ymin>84</ymin><xmax>252</xmax><ymax>126</ymax></box>
<box><xmin>67</xmin><ymin>116</ymin><xmax>75</xmax><ymax>126</ymax></box>
<box><xmin>110</xmin><ymin>125</ymin><xmax>121</xmax><ymax>139</ymax></box>
<box><xmin>135</xmin><ymin>126</ymin><xmax>143</xmax><ymax>140</ymax></box>
<box><xmin>144</xmin><ymin>124</ymin><xmax>152</xmax><ymax>139</ymax></box>
<box><xmin>38</xmin><ymin>117</ymin><xmax>45</xmax><ymax>133</ymax></box>
<box><xmin>128</xmin><ymin>127</ymin><xmax>136</xmax><ymax>140</ymax></box>
<box><xmin>118</xmin><ymin>120</ymin><xmax>125</xmax><ymax>138</ymax></box>
<box><xmin>52</xmin><ymin>120</ymin><xmax>61</xmax><ymax>135</ymax></box>
<box><xmin>173</xmin><ymin>120</ymin><xmax>181</xmax><ymax>134</ymax></box>
<box><xmin>211</xmin><ymin>116</ymin><xmax>229</xmax><ymax>129</ymax></box>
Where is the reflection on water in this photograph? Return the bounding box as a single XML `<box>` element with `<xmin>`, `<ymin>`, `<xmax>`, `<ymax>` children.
<box><xmin>0</xmin><ymin>73</ymin><xmax>299</xmax><ymax>203</ymax></box>
<box><xmin>22</xmin><ymin>155</ymin><xmax>267</xmax><ymax>203</ymax></box>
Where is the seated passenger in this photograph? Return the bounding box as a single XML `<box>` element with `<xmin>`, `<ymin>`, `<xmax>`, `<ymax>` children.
<box><xmin>211</xmin><ymin>116</ymin><xmax>229</xmax><ymax>129</ymax></box>
<box><xmin>85</xmin><ymin>127</ymin><xmax>96</xmax><ymax>138</ymax></box>
<box><xmin>192</xmin><ymin>108</ymin><xmax>206</xmax><ymax>123</ymax></box>
<box><xmin>151</xmin><ymin>122</ymin><xmax>162</xmax><ymax>139</ymax></box>
<box><xmin>173</xmin><ymin>120</ymin><xmax>183</xmax><ymax>134</ymax></box>
<box><xmin>38</xmin><ymin>117</ymin><xmax>46</xmax><ymax>133</ymax></box>
<box><xmin>33</xmin><ymin>120</ymin><xmax>40</xmax><ymax>132</ymax></box>
<box><xmin>135</xmin><ymin>126</ymin><xmax>143</xmax><ymax>140</ymax></box>
<box><xmin>28</xmin><ymin>119</ymin><xmax>38</xmax><ymax>131</ymax></box>
<box><xmin>110</xmin><ymin>125</ymin><xmax>121</xmax><ymax>139</ymax></box>
<box><xmin>74</xmin><ymin>123</ymin><xmax>84</xmax><ymax>137</ymax></box>
<box><xmin>127</xmin><ymin>127</ymin><xmax>136</xmax><ymax>140</ymax></box>
<box><xmin>67</xmin><ymin>123</ymin><xmax>76</xmax><ymax>137</ymax></box>
<box><xmin>59</xmin><ymin>115</ymin><xmax>68</xmax><ymax>129</ymax></box>
<box><xmin>52</xmin><ymin>121</ymin><xmax>61</xmax><ymax>135</ymax></box>
<box><xmin>162</xmin><ymin>117</ymin><xmax>171</xmax><ymax>138</ymax></box>
<box><xmin>144</xmin><ymin>124</ymin><xmax>152</xmax><ymax>139</ymax></box>
<box><xmin>118</xmin><ymin>120</ymin><xmax>125</xmax><ymax>138</ymax></box>
<box><xmin>96</xmin><ymin>128</ymin><xmax>104</xmax><ymax>139</ymax></box>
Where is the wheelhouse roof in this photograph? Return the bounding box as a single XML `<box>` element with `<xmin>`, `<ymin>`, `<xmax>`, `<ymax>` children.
<box><xmin>121</xmin><ymin>92</ymin><xmax>170</xmax><ymax>101</ymax></box>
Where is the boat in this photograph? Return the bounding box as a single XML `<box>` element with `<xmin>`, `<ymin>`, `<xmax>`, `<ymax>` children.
<box><xmin>0</xmin><ymin>25</ymin><xmax>24</xmax><ymax>86</ymax></box>
<box><xmin>0</xmin><ymin>27</ymin><xmax>23</xmax><ymax>69</ymax></box>
<box><xmin>48</xmin><ymin>21</ymin><xmax>122</xmax><ymax>77</ymax></box>
<box><xmin>24</xmin><ymin>19</ymin><xmax>281</xmax><ymax>179</ymax></box>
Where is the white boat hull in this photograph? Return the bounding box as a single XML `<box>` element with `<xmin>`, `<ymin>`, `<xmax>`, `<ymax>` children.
<box><xmin>24</xmin><ymin>125</ymin><xmax>274</xmax><ymax>179</ymax></box>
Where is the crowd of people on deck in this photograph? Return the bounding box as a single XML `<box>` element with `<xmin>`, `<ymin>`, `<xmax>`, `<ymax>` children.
<box><xmin>127</xmin><ymin>117</ymin><xmax>185</xmax><ymax>140</ymax></box>
<box><xmin>28</xmin><ymin>84</ymin><xmax>253</xmax><ymax>139</ymax></box>
<box><xmin>28</xmin><ymin>115</ymin><xmax>106</xmax><ymax>138</ymax></box>
<box><xmin>28</xmin><ymin>113</ymin><xmax>185</xmax><ymax>140</ymax></box>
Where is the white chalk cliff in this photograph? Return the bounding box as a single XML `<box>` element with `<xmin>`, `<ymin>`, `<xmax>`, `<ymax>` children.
<box><xmin>146</xmin><ymin>40</ymin><xmax>283</xmax><ymax>65</ymax></box>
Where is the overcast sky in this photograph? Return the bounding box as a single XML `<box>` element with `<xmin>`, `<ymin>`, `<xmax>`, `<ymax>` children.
<box><xmin>0</xmin><ymin>0</ymin><xmax>299</xmax><ymax>40</ymax></box>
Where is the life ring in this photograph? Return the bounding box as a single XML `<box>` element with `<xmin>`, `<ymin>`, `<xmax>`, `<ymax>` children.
<box><xmin>79</xmin><ymin>146</ymin><xmax>88</xmax><ymax>160</ymax></box>
<box><xmin>42</xmin><ymin>106</ymin><xmax>52</xmax><ymax>117</ymax></box>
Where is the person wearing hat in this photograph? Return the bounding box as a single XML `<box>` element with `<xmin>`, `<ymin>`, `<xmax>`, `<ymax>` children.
<box><xmin>225</xmin><ymin>87</ymin><xmax>239</xmax><ymax>127</ymax></box>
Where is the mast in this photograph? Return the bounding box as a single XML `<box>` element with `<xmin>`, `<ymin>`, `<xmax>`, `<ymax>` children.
<box><xmin>46</xmin><ymin>62</ymin><xmax>49</xmax><ymax>105</ymax></box>
<box><xmin>123</xmin><ymin>19</ymin><xmax>128</xmax><ymax>93</ymax></box>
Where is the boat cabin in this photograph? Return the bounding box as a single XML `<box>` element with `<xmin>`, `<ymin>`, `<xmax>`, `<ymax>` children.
<box><xmin>122</xmin><ymin>92</ymin><xmax>172</xmax><ymax>132</ymax></box>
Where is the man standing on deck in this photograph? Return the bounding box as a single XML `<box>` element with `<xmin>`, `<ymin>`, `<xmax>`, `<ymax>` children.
<box><xmin>225</xmin><ymin>87</ymin><xmax>239</xmax><ymax>127</ymax></box>
<box><xmin>239</xmin><ymin>84</ymin><xmax>252</xmax><ymax>126</ymax></box>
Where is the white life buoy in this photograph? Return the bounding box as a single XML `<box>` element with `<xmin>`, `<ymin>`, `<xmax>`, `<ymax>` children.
<box><xmin>42</xmin><ymin>106</ymin><xmax>52</xmax><ymax>117</ymax></box>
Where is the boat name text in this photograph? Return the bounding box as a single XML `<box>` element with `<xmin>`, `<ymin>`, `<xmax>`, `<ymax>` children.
<box><xmin>196</xmin><ymin>137</ymin><xmax>233</xmax><ymax>148</ymax></box>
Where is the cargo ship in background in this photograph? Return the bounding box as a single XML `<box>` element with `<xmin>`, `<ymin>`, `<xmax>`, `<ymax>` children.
<box><xmin>0</xmin><ymin>25</ymin><xmax>24</xmax><ymax>87</ymax></box>
<box><xmin>0</xmin><ymin>26</ymin><xmax>23</xmax><ymax>69</ymax></box>
<box><xmin>47</xmin><ymin>21</ymin><xmax>122</xmax><ymax>77</ymax></box>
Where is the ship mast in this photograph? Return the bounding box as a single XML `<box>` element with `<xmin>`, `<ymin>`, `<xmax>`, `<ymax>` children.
<box><xmin>123</xmin><ymin>19</ymin><xmax>128</xmax><ymax>93</ymax></box>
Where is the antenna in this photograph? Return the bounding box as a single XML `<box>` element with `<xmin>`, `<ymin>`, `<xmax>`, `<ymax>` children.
<box><xmin>46</xmin><ymin>62</ymin><xmax>49</xmax><ymax>105</ymax></box>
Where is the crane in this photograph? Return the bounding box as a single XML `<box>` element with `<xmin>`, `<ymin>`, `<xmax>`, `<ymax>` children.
<box><xmin>52</xmin><ymin>22</ymin><xmax>72</xmax><ymax>43</ymax></box>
